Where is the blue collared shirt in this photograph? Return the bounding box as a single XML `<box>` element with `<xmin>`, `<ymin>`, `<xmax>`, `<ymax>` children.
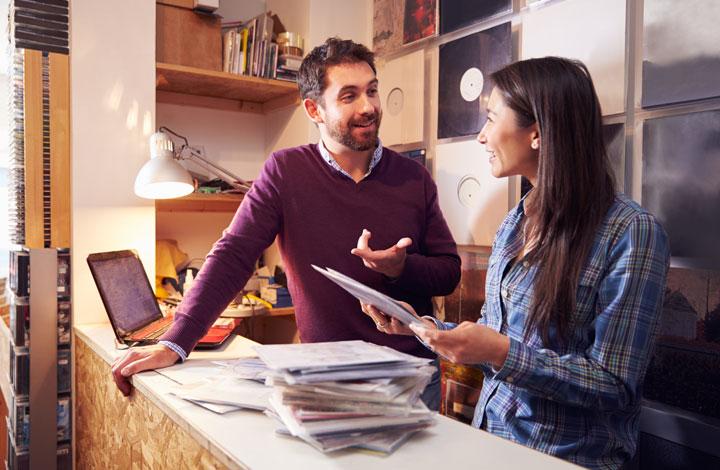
<box><xmin>317</xmin><ymin>138</ymin><xmax>383</xmax><ymax>180</ymax></box>
<box><xmin>159</xmin><ymin>339</ymin><xmax>187</xmax><ymax>361</ymax></box>
<box><xmin>434</xmin><ymin>193</ymin><xmax>669</xmax><ymax>469</ymax></box>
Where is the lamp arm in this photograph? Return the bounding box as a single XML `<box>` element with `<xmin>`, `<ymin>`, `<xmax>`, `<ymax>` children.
<box><xmin>158</xmin><ymin>126</ymin><xmax>189</xmax><ymax>148</ymax></box>
<box><xmin>186</xmin><ymin>148</ymin><xmax>252</xmax><ymax>192</ymax></box>
<box><xmin>156</xmin><ymin>125</ymin><xmax>252</xmax><ymax>192</ymax></box>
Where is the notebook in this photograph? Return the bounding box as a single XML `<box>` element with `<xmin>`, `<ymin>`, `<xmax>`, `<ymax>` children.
<box><xmin>87</xmin><ymin>250</ymin><xmax>233</xmax><ymax>349</ymax></box>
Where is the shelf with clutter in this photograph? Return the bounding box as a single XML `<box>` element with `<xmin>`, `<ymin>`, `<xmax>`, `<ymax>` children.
<box><xmin>156</xmin><ymin>62</ymin><xmax>300</xmax><ymax>113</ymax></box>
<box><xmin>156</xmin><ymin>4</ymin><xmax>304</xmax><ymax>114</ymax></box>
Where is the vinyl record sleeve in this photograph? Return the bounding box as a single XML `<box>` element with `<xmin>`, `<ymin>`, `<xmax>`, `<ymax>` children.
<box><xmin>312</xmin><ymin>265</ymin><xmax>426</xmax><ymax>328</ymax></box>
<box><xmin>440</xmin><ymin>0</ymin><xmax>511</xmax><ymax>34</ymax></box>
<box><xmin>642</xmin><ymin>110</ymin><xmax>720</xmax><ymax>267</ymax></box>
<box><xmin>520</xmin><ymin>0</ymin><xmax>626</xmax><ymax>116</ymax></box>
<box><xmin>377</xmin><ymin>50</ymin><xmax>424</xmax><ymax>146</ymax></box>
<box><xmin>642</xmin><ymin>0</ymin><xmax>720</xmax><ymax>107</ymax></box>
<box><xmin>403</xmin><ymin>0</ymin><xmax>438</xmax><ymax>45</ymax></box>
<box><xmin>435</xmin><ymin>140</ymin><xmax>508</xmax><ymax>246</ymax></box>
<box><xmin>437</xmin><ymin>22</ymin><xmax>511</xmax><ymax>139</ymax></box>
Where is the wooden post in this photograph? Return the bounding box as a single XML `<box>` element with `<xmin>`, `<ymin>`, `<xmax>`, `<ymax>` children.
<box><xmin>23</xmin><ymin>50</ymin><xmax>45</xmax><ymax>248</ymax></box>
<box><xmin>50</xmin><ymin>53</ymin><xmax>71</xmax><ymax>249</ymax></box>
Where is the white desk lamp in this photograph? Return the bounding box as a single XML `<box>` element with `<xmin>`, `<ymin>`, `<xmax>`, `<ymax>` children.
<box><xmin>134</xmin><ymin>126</ymin><xmax>251</xmax><ymax>199</ymax></box>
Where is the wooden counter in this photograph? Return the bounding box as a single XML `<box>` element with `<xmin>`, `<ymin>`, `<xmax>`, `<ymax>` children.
<box><xmin>74</xmin><ymin>323</ymin><xmax>580</xmax><ymax>470</ymax></box>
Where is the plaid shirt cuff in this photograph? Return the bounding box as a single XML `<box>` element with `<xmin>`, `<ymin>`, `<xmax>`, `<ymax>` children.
<box><xmin>422</xmin><ymin>315</ymin><xmax>454</xmax><ymax>331</ymax></box>
<box><xmin>158</xmin><ymin>340</ymin><xmax>188</xmax><ymax>362</ymax></box>
<box><xmin>415</xmin><ymin>316</ymin><xmax>455</xmax><ymax>354</ymax></box>
<box><xmin>490</xmin><ymin>336</ymin><xmax>534</xmax><ymax>386</ymax></box>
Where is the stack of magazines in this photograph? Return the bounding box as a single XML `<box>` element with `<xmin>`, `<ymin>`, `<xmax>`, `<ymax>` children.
<box><xmin>255</xmin><ymin>340</ymin><xmax>436</xmax><ymax>453</ymax></box>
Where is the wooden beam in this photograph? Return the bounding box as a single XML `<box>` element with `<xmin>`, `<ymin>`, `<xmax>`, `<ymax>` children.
<box><xmin>50</xmin><ymin>53</ymin><xmax>71</xmax><ymax>248</ymax></box>
<box><xmin>23</xmin><ymin>49</ymin><xmax>44</xmax><ymax>248</ymax></box>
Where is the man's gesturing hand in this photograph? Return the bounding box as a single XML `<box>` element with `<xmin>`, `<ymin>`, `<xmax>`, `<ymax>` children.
<box><xmin>350</xmin><ymin>229</ymin><xmax>412</xmax><ymax>278</ymax></box>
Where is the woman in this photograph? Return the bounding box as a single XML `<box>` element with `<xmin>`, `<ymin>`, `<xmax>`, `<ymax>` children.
<box><xmin>363</xmin><ymin>57</ymin><xmax>669</xmax><ymax>469</ymax></box>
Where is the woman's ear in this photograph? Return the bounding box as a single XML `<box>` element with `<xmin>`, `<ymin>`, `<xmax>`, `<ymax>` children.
<box><xmin>303</xmin><ymin>98</ymin><xmax>324</xmax><ymax>124</ymax></box>
<box><xmin>530</xmin><ymin>124</ymin><xmax>540</xmax><ymax>151</ymax></box>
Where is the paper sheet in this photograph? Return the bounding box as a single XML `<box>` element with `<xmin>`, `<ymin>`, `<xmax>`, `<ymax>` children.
<box><xmin>255</xmin><ymin>339</ymin><xmax>426</xmax><ymax>372</ymax></box>
<box><xmin>156</xmin><ymin>359</ymin><xmax>231</xmax><ymax>385</ymax></box>
<box><xmin>311</xmin><ymin>265</ymin><xmax>426</xmax><ymax>328</ymax></box>
<box><xmin>170</xmin><ymin>377</ymin><xmax>271</xmax><ymax>411</ymax></box>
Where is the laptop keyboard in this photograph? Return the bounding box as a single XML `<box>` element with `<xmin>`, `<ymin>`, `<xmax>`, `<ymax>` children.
<box><xmin>128</xmin><ymin>316</ymin><xmax>173</xmax><ymax>341</ymax></box>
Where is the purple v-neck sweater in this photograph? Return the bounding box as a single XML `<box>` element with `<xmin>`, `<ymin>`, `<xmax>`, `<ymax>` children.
<box><xmin>161</xmin><ymin>144</ymin><xmax>461</xmax><ymax>358</ymax></box>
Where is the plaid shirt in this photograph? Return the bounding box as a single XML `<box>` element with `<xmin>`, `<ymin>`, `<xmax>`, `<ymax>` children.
<box><xmin>437</xmin><ymin>193</ymin><xmax>669</xmax><ymax>469</ymax></box>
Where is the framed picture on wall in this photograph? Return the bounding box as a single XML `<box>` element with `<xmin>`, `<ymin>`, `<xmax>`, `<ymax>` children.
<box><xmin>372</xmin><ymin>0</ymin><xmax>404</xmax><ymax>56</ymax></box>
<box><xmin>642</xmin><ymin>110</ymin><xmax>720</xmax><ymax>268</ymax></box>
<box><xmin>440</xmin><ymin>0</ymin><xmax>511</xmax><ymax>35</ymax></box>
<box><xmin>403</xmin><ymin>0</ymin><xmax>438</xmax><ymax>45</ymax></box>
<box><xmin>642</xmin><ymin>0</ymin><xmax>720</xmax><ymax>107</ymax></box>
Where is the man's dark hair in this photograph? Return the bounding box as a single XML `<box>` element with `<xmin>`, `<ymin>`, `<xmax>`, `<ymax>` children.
<box><xmin>298</xmin><ymin>37</ymin><xmax>376</xmax><ymax>103</ymax></box>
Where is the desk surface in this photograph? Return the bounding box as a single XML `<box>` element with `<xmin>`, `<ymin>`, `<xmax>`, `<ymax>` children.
<box><xmin>75</xmin><ymin>323</ymin><xmax>579</xmax><ymax>470</ymax></box>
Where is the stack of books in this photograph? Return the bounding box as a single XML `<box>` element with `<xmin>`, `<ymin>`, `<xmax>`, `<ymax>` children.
<box><xmin>275</xmin><ymin>53</ymin><xmax>301</xmax><ymax>82</ymax></box>
<box><xmin>275</xmin><ymin>32</ymin><xmax>304</xmax><ymax>82</ymax></box>
<box><xmin>221</xmin><ymin>12</ymin><xmax>277</xmax><ymax>78</ymax></box>
<box><xmin>255</xmin><ymin>340</ymin><xmax>436</xmax><ymax>453</ymax></box>
<box><xmin>221</xmin><ymin>13</ymin><xmax>304</xmax><ymax>82</ymax></box>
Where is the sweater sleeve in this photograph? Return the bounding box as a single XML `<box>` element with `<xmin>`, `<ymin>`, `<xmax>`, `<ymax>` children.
<box><xmin>389</xmin><ymin>172</ymin><xmax>461</xmax><ymax>297</ymax></box>
<box><xmin>159</xmin><ymin>156</ymin><xmax>284</xmax><ymax>354</ymax></box>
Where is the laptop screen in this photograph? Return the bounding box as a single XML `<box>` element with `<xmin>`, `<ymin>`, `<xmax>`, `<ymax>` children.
<box><xmin>87</xmin><ymin>250</ymin><xmax>163</xmax><ymax>338</ymax></box>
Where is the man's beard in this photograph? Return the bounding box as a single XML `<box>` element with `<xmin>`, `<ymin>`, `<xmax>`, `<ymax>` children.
<box><xmin>326</xmin><ymin>113</ymin><xmax>382</xmax><ymax>151</ymax></box>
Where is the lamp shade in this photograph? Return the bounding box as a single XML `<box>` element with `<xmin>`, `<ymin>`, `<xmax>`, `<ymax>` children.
<box><xmin>134</xmin><ymin>131</ymin><xmax>194</xmax><ymax>199</ymax></box>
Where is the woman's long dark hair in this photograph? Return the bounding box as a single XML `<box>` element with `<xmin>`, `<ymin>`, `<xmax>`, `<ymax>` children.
<box><xmin>490</xmin><ymin>57</ymin><xmax>615</xmax><ymax>343</ymax></box>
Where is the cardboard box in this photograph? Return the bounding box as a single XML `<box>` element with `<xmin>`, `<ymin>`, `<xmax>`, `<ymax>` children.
<box><xmin>156</xmin><ymin>3</ymin><xmax>222</xmax><ymax>71</ymax></box>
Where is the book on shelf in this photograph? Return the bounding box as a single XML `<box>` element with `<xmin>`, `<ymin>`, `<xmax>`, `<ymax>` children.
<box><xmin>221</xmin><ymin>12</ymin><xmax>294</xmax><ymax>81</ymax></box>
<box><xmin>222</xmin><ymin>29</ymin><xmax>234</xmax><ymax>73</ymax></box>
<box><xmin>278</xmin><ymin>54</ymin><xmax>302</xmax><ymax>71</ymax></box>
<box><xmin>275</xmin><ymin>70</ymin><xmax>298</xmax><ymax>82</ymax></box>
<box><xmin>240</xmin><ymin>27</ymin><xmax>249</xmax><ymax>73</ymax></box>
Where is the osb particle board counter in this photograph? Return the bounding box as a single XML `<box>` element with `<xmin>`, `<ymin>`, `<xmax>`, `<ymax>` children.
<box><xmin>74</xmin><ymin>323</ymin><xmax>579</xmax><ymax>470</ymax></box>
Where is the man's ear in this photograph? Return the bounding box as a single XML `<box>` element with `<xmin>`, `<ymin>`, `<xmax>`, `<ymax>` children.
<box><xmin>303</xmin><ymin>98</ymin><xmax>324</xmax><ymax>124</ymax></box>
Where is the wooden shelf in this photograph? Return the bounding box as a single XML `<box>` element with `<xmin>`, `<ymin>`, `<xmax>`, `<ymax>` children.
<box><xmin>155</xmin><ymin>192</ymin><xmax>243</xmax><ymax>213</ymax></box>
<box><xmin>267</xmin><ymin>306</ymin><xmax>295</xmax><ymax>317</ymax></box>
<box><xmin>156</xmin><ymin>62</ymin><xmax>300</xmax><ymax>113</ymax></box>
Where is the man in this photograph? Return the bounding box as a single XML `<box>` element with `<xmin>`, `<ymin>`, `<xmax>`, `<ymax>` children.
<box><xmin>111</xmin><ymin>38</ymin><xmax>461</xmax><ymax>408</ymax></box>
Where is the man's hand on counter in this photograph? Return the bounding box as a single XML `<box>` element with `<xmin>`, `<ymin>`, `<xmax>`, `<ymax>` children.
<box><xmin>111</xmin><ymin>344</ymin><xmax>180</xmax><ymax>396</ymax></box>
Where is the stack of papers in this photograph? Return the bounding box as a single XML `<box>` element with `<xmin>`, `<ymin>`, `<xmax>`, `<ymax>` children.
<box><xmin>255</xmin><ymin>340</ymin><xmax>436</xmax><ymax>453</ymax></box>
<box><xmin>165</xmin><ymin>358</ymin><xmax>272</xmax><ymax>414</ymax></box>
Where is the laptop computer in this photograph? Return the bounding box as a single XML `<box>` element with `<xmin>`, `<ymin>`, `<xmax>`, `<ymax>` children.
<box><xmin>87</xmin><ymin>250</ymin><xmax>233</xmax><ymax>349</ymax></box>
